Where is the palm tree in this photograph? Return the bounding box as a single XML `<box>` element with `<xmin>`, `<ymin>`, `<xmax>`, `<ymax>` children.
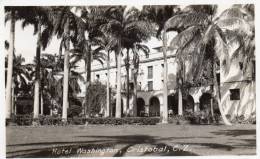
<box><xmin>39</xmin><ymin>54</ymin><xmax>58</xmax><ymax>115</ymax></box>
<box><xmin>99</xmin><ymin>6</ymin><xmax>154</xmax><ymax>118</ymax></box>
<box><xmin>162</xmin><ymin>5</ymin><xmax>252</xmax><ymax>125</ymax></box>
<box><xmin>5</xmin><ymin>54</ymin><xmax>33</xmax><ymax>115</ymax></box>
<box><xmin>71</xmin><ymin>40</ymin><xmax>107</xmax><ymax>115</ymax></box>
<box><xmin>91</xmin><ymin>35</ymin><xmax>115</xmax><ymax>117</ymax></box>
<box><xmin>5</xmin><ymin>7</ymin><xmax>16</xmax><ymax>119</ymax></box>
<box><xmin>132</xmin><ymin>44</ymin><xmax>150</xmax><ymax>116</ymax></box>
<box><xmin>50</xmin><ymin>6</ymin><xmax>85</xmax><ymax>121</ymax></box>
<box><xmin>218</xmin><ymin>4</ymin><xmax>255</xmax><ymax>72</ymax></box>
<box><xmin>17</xmin><ymin>7</ymin><xmax>53</xmax><ymax>120</ymax></box>
<box><xmin>142</xmin><ymin>5</ymin><xmax>180</xmax><ymax>123</ymax></box>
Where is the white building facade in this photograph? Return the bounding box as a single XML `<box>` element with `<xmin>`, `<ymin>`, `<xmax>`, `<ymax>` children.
<box><xmin>77</xmin><ymin>43</ymin><xmax>255</xmax><ymax>119</ymax></box>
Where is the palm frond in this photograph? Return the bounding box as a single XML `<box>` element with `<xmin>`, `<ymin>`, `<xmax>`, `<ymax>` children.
<box><xmin>164</xmin><ymin>12</ymin><xmax>210</xmax><ymax>32</ymax></box>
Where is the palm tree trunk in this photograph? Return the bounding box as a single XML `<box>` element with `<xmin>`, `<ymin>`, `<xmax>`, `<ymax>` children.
<box><xmin>162</xmin><ymin>30</ymin><xmax>168</xmax><ymax>123</ymax></box>
<box><xmin>84</xmin><ymin>45</ymin><xmax>91</xmax><ymax>116</ymax></box>
<box><xmin>40</xmin><ymin>93</ymin><xmax>43</xmax><ymax>115</ymax></box>
<box><xmin>11</xmin><ymin>78</ymin><xmax>15</xmax><ymax>115</ymax></box>
<box><xmin>178</xmin><ymin>64</ymin><xmax>183</xmax><ymax>115</ymax></box>
<box><xmin>178</xmin><ymin>88</ymin><xmax>183</xmax><ymax>115</ymax></box>
<box><xmin>62</xmin><ymin>20</ymin><xmax>70</xmax><ymax>121</ymax></box>
<box><xmin>115</xmin><ymin>42</ymin><xmax>122</xmax><ymax>118</ymax></box>
<box><xmin>210</xmin><ymin>85</ymin><xmax>214</xmax><ymax>120</ymax></box>
<box><xmin>126</xmin><ymin>49</ymin><xmax>130</xmax><ymax>113</ymax></box>
<box><xmin>6</xmin><ymin>10</ymin><xmax>15</xmax><ymax>119</ymax></box>
<box><xmin>213</xmin><ymin>62</ymin><xmax>232</xmax><ymax>125</ymax></box>
<box><xmin>133</xmin><ymin>76</ymin><xmax>138</xmax><ymax>116</ymax></box>
<box><xmin>210</xmin><ymin>58</ymin><xmax>215</xmax><ymax>120</ymax></box>
<box><xmin>105</xmin><ymin>51</ymin><xmax>110</xmax><ymax>117</ymax></box>
<box><xmin>33</xmin><ymin>23</ymin><xmax>41</xmax><ymax>119</ymax></box>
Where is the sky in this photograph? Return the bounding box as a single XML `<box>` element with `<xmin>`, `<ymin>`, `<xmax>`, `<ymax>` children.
<box><xmin>4</xmin><ymin>5</ymin><xmax>231</xmax><ymax>65</ymax></box>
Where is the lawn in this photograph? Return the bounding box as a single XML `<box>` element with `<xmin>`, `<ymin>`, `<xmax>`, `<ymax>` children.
<box><xmin>6</xmin><ymin>124</ymin><xmax>256</xmax><ymax>157</ymax></box>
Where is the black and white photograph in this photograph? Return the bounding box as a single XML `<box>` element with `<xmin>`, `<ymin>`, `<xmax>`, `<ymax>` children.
<box><xmin>1</xmin><ymin>0</ymin><xmax>258</xmax><ymax>158</ymax></box>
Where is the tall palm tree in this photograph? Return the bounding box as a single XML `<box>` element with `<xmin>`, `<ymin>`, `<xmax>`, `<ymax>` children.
<box><xmin>17</xmin><ymin>7</ymin><xmax>54</xmax><ymax>120</ymax></box>
<box><xmin>5</xmin><ymin>7</ymin><xmax>16</xmax><ymax>119</ymax></box>
<box><xmin>132</xmin><ymin>44</ymin><xmax>150</xmax><ymax>116</ymax></box>
<box><xmin>71</xmin><ymin>40</ymin><xmax>107</xmax><ymax>115</ymax></box>
<box><xmin>162</xmin><ymin>5</ymin><xmax>253</xmax><ymax>125</ymax></box>
<box><xmin>142</xmin><ymin>5</ymin><xmax>180</xmax><ymax>123</ymax></box>
<box><xmin>99</xmin><ymin>6</ymin><xmax>154</xmax><ymax>118</ymax></box>
<box><xmin>50</xmin><ymin>6</ymin><xmax>85</xmax><ymax>121</ymax></box>
<box><xmin>91</xmin><ymin>35</ymin><xmax>115</xmax><ymax>117</ymax></box>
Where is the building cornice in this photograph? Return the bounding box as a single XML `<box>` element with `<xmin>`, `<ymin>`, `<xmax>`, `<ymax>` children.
<box><xmin>91</xmin><ymin>54</ymin><xmax>176</xmax><ymax>72</ymax></box>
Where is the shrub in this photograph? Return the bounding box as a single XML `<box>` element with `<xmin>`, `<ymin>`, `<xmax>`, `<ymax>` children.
<box><xmin>14</xmin><ymin>114</ymin><xmax>33</xmax><ymax>126</ymax></box>
<box><xmin>85</xmin><ymin>117</ymin><xmax>160</xmax><ymax>125</ymax></box>
<box><xmin>6</xmin><ymin>115</ymin><xmax>160</xmax><ymax>126</ymax></box>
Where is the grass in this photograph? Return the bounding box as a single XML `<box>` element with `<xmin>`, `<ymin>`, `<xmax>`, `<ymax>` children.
<box><xmin>6</xmin><ymin>124</ymin><xmax>256</xmax><ymax>157</ymax></box>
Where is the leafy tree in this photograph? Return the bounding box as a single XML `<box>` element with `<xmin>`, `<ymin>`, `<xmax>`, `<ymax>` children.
<box><xmin>86</xmin><ymin>81</ymin><xmax>107</xmax><ymax>116</ymax></box>
<box><xmin>5</xmin><ymin>54</ymin><xmax>33</xmax><ymax>115</ymax></box>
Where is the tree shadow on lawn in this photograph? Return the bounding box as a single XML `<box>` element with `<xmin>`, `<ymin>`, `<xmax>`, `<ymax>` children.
<box><xmin>211</xmin><ymin>129</ymin><xmax>256</xmax><ymax>137</ymax></box>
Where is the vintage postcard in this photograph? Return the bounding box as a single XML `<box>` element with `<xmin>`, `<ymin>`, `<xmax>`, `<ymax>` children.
<box><xmin>1</xmin><ymin>0</ymin><xmax>258</xmax><ymax>158</ymax></box>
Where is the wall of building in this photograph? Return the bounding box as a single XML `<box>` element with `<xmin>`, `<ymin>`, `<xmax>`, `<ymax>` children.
<box><xmin>220</xmin><ymin>55</ymin><xmax>255</xmax><ymax>119</ymax></box>
<box><xmin>76</xmin><ymin>42</ymin><xmax>255</xmax><ymax>119</ymax></box>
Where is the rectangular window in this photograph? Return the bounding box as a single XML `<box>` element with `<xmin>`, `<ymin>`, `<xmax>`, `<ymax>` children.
<box><xmin>148</xmin><ymin>66</ymin><xmax>153</xmax><ymax>79</ymax></box>
<box><xmin>230</xmin><ymin>89</ymin><xmax>240</xmax><ymax>100</ymax></box>
<box><xmin>217</xmin><ymin>73</ymin><xmax>220</xmax><ymax>84</ymax></box>
<box><xmin>148</xmin><ymin>81</ymin><xmax>153</xmax><ymax>91</ymax></box>
<box><xmin>129</xmin><ymin>82</ymin><xmax>134</xmax><ymax>90</ymax></box>
<box><xmin>252</xmin><ymin>60</ymin><xmax>255</xmax><ymax>80</ymax></box>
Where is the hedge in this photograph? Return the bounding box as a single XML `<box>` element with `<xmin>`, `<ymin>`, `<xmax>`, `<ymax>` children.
<box><xmin>6</xmin><ymin>115</ymin><xmax>160</xmax><ymax>126</ymax></box>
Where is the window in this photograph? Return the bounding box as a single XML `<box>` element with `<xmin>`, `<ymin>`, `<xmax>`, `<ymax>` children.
<box><xmin>129</xmin><ymin>82</ymin><xmax>134</xmax><ymax>90</ymax></box>
<box><xmin>148</xmin><ymin>81</ymin><xmax>153</xmax><ymax>91</ymax></box>
<box><xmin>148</xmin><ymin>66</ymin><xmax>153</xmax><ymax>79</ymax></box>
<box><xmin>252</xmin><ymin>60</ymin><xmax>255</xmax><ymax>80</ymax></box>
<box><xmin>217</xmin><ymin>73</ymin><xmax>220</xmax><ymax>84</ymax></box>
<box><xmin>96</xmin><ymin>74</ymin><xmax>100</xmax><ymax>80</ymax></box>
<box><xmin>230</xmin><ymin>89</ymin><xmax>240</xmax><ymax>100</ymax></box>
<box><xmin>161</xmin><ymin>64</ymin><xmax>164</xmax><ymax>68</ymax></box>
<box><xmin>239</xmin><ymin>62</ymin><xmax>243</xmax><ymax>70</ymax></box>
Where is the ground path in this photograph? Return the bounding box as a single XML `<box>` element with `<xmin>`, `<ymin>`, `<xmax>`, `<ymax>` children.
<box><xmin>6</xmin><ymin>124</ymin><xmax>256</xmax><ymax>157</ymax></box>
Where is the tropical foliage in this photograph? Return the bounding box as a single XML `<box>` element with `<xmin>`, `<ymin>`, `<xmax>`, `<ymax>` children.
<box><xmin>5</xmin><ymin>5</ymin><xmax>255</xmax><ymax>125</ymax></box>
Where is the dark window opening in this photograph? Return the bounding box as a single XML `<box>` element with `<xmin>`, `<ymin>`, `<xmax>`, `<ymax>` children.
<box><xmin>217</xmin><ymin>73</ymin><xmax>220</xmax><ymax>84</ymax></box>
<box><xmin>239</xmin><ymin>62</ymin><xmax>243</xmax><ymax>70</ymax></box>
<box><xmin>230</xmin><ymin>89</ymin><xmax>240</xmax><ymax>100</ymax></box>
<box><xmin>252</xmin><ymin>60</ymin><xmax>255</xmax><ymax>80</ymax></box>
<box><xmin>148</xmin><ymin>81</ymin><xmax>153</xmax><ymax>91</ymax></box>
<box><xmin>148</xmin><ymin>66</ymin><xmax>153</xmax><ymax>79</ymax></box>
<box><xmin>129</xmin><ymin>82</ymin><xmax>134</xmax><ymax>90</ymax></box>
